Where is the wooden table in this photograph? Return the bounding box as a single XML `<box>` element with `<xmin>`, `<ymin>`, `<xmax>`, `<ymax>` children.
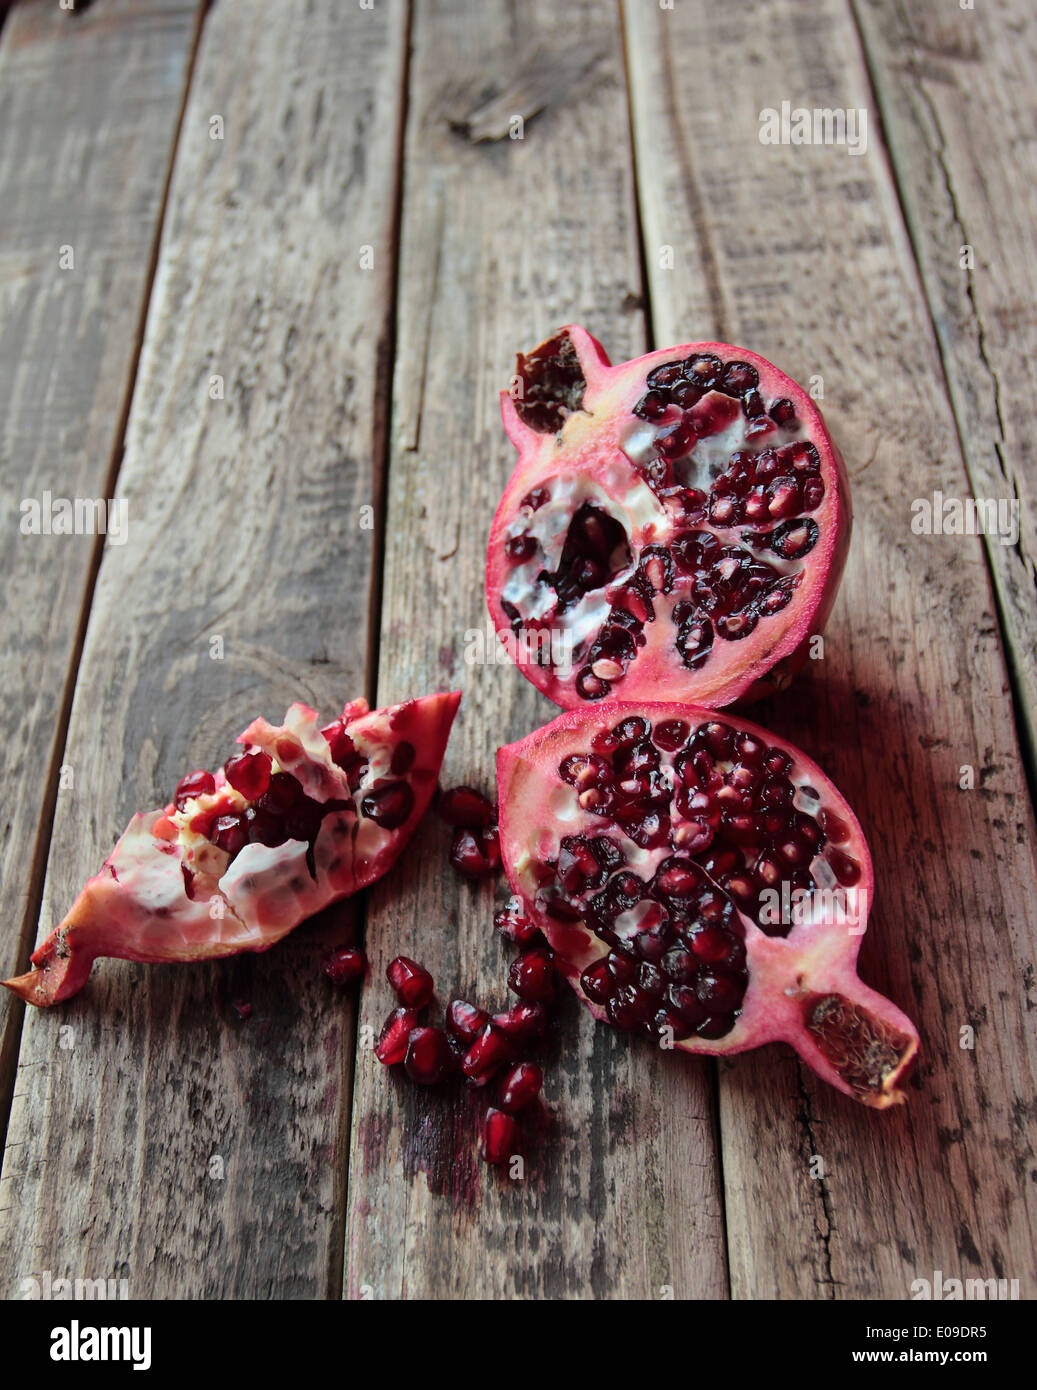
<box><xmin>1</xmin><ymin>0</ymin><xmax>1034</xmax><ymax>1301</ymax></box>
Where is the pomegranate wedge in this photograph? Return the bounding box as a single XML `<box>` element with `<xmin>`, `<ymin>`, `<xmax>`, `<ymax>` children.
<box><xmin>487</xmin><ymin>326</ymin><xmax>851</xmax><ymax>708</ymax></box>
<box><xmin>497</xmin><ymin>702</ymin><xmax>918</xmax><ymax>1107</ymax></box>
<box><xmin>4</xmin><ymin>691</ymin><xmax>461</xmax><ymax>1007</ymax></box>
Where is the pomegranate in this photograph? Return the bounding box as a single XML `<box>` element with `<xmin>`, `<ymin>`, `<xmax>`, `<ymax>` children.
<box><xmin>376</xmin><ymin>1006</ymin><xmax>421</xmax><ymax>1066</ymax></box>
<box><xmin>498</xmin><ymin>1061</ymin><xmax>543</xmax><ymax>1113</ymax></box>
<box><xmin>323</xmin><ymin>948</ymin><xmax>366</xmax><ymax>987</ymax></box>
<box><xmin>4</xmin><ymin>691</ymin><xmax>461</xmax><ymax>1007</ymax></box>
<box><xmin>486</xmin><ymin>326</ymin><xmax>851</xmax><ymax>708</ymax></box>
<box><xmin>387</xmin><ymin>956</ymin><xmax>435</xmax><ymax>1008</ymax></box>
<box><xmin>497</xmin><ymin>702</ymin><xmax>919</xmax><ymax>1107</ymax></box>
<box><xmin>482</xmin><ymin>1108</ymin><xmax>520</xmax><ymax>1166</ymax></box>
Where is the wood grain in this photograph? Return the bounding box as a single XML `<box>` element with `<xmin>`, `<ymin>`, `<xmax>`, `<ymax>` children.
<box><xmin>0</xmin><ymin>0</ymin><xmax>204</xmax><ymax>1141</ymax></box>
<box><xmin>344</xmin><ymin>0</ymin><xmax>728</xmax><ymax>1301</ymax></box>
<box><xmin>0</xmin><ymin>0</ymin><xmax>408</xmax><ymax>1298</ymax></box>
<box><xmin>851</xmin><ymin>0</ymin><xmax>1037</xmax><ymax>768</ymax></box>
<box><xmin>624</xmin><ymin>0</ymin><xmax>1037</xmax><ymax>1298</ymax></box>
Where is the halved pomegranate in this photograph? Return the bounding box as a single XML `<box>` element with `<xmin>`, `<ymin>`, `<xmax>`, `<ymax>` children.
<box><xmin>4</xmin><ymin>691</ymin><xmax>461</xmax><ymax>1007</ymax></box>
<box><xmin>486</xmin><ymin>326</ymin><xmax>851</xmax><ymax>708</ymax></box>
<box><xmin>497</xmin><ymin>703</ymin><xmax>918</xmax><ymax>1107</ymax></box>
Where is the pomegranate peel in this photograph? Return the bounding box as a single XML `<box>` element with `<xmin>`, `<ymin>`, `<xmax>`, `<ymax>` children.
<box><xmin>487</xmin><ymin>326</ymin><xmax>852</xmax><ymax>709</ymax></box>
<box><xmin>4</xmin><ymin>691</ymin><xmax>461</xmax><ymax>1007</ymax></box>
<box><xmin>497</xmin><ymin>701</ymin><xmax>918</xmax><ymax>1108</ymax></box>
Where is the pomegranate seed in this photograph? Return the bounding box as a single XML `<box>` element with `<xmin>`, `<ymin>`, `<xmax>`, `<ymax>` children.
<box><xmin>494</xmin><ymin>899</ymin><xmax>541</xmax><ymax>945</ymax></box>
<box><xmin>606</xmin><ymin>985</ymin><xmax>654</xmax><ymax>1030</ymax></box>
<box><xmin>695</xmin><ymin>971</ymin><xmax>744</xmax><ymax>1013</ymax></box>
<box><xmin>493</xmin><ymin>1002</ymin><xmax>548</xmax><ymax>1044</ymax></box>
<box><xmin>505</xmin><ymin>534</ymin><xmax>537</xmax><ymax>563</ymax></box>
<box><xmin>508</xmin><ymin>948</ymin><xmax>555</xmax><ymax>1002</ymax></box>
<box><xmin>361</xmin><ymin>781</ymin><xmax>415</xmax><ymax>830</ymax></box>
<box><xmin>375</xmin><ymin>1006</ymin><xmax>420</xmax><ymax>1066</ymax></box>
<box><xmin>247</xmin><ymin>807</ymin><xmax>288</xmax><ymax>847</ymax></box>
<box><xmin>481</xmin><ymin>1108</ymin><xmax>519</xmax><ymax>1166</ymax></box>
<box><xmin>498</xmin><ymin>1062</ymin><xmax>543</xmax><ymax>1113</ymax></box>
<box><xmin>386</xmin><ymin>956</ymin><xmax>434</xmax><ymax>1008</ymax></box>
<box><xmin>461</xmin><ymin>1024</ymin><xmax>513</xmax><ymax>1084</ymax></box>
<box><xmin>404</xmin><ymin>1027</ymin><xmax>454</xmax><ymax>1085</ymax></box>
<box><xmin>212</xmin><ymin>814</ymin><xmax>248</xmax><ymax>856</ymax></box>
<box><xmin>652</xmin><ymin>1008</ymin><xmax>691</xmax><ymax>1041</ymax></box>
<box><xmin>446</xmin><ymin>999</ymin><xmax>490</xmax><ymax>1041</ymax></box>
<box><xmin>323</xmin><ymin>948</ymin><xmax>366</xmax><ymax>986</ymax></box>
<box><xmin>390</xmin><ymin>740</ymin><xmax>416</xmax><ymax>775</ymax></box>
<box><xmin>259</xmin><ymin>771</ymin><xmax>303</xmax><ymax>814</ymax></box>
<box><xmin>449</xmin><ymin>825</ymin><xmax>501</xmax><ymax>880</ymax></box>
<box><xmin>174</xmin><ymin>769</ymin><xmax>216</xmax><ymax>811</ymax></box>
<box><xmin>580</xmin><ymin>959</ymin><xmax>612</xmax><ymax>1003</ymax></box>
<box><xmin>224</xmin><ymin>750</ymin><xmax>272</xmax><ymax>801</ymax></box>
<box><xmin>437</xmin><ymin>785</ymin><xmax>495</xmax><ymax>827</ymax></box>
<box><xmin>285</xmin><ymin>798</ymin><xmax>322</xmax><ymax>842</ymax></box>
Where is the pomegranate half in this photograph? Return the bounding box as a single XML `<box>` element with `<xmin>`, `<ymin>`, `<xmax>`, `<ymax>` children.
<box><xmin>497</xmin><ymin>703</ymin><xmax>918</xmax><ymax>1107</ymax></box>
<box><xmin>487</xmin><ymin>326</ymin><xmax>851</xmax><ymax>708</ymax></box>
<box><xmin>4</xmin><ymin>691</ymin><xmax>460</xmax><ymax>1007</ymax></box>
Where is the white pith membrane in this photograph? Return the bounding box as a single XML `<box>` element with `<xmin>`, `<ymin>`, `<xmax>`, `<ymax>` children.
<box><xmin>498</xmin><ymin>704</ymin><xmax>920</xmax><ymax>1105</ymax></box>
<box><xmin>495</xmin><ymin>352</ymin><xmax>836</xmax><ymax>705</ymax></box>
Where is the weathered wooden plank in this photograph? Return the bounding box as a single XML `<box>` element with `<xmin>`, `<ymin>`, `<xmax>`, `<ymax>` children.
<box><xmin>852</xmin><ymin>0</ymin><xmax>1037</xmax><ymax>765</ymax></box>
<box><xmin>0</xmin><ymin>0</ymin><xmax>205</xmax><ymax>1136</ymax></box>
<box><xmin>345</xmin><ymin>0</ymin><xmax>728</xmax><ymax>1300</ymax></box>
<box><xmin>625</xmin><ymin>0</ymin><xmax>1037</xmax><ymax>1298</ymax></box>
<box><xmin>0</xmin><ymin>0</ymin><xmax>408</xmax><ymax>1298</ymax></box>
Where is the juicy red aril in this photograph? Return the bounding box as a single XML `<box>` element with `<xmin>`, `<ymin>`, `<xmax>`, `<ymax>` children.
<box><xmin>437</xmin><ymin>785</ymin><xmax>495</xmax><ymax>827</ymax></box>
<box><xmin>494</xmin><ymin>899</ymin><xmax>541</xmax><ymax>945</ymax></box>
<box><xmin>606</xmin><ymin>985</ymin><xmax>654</xmax><ymax>1030</ymax></box>
<box><xmin>447</xmin><ymin>999</ymin><xmax>490</xmax><ymax>1041</ymax></box>
<box><xmin>259</xmin><ymin>771</ymin><xmax>303</xmax><ymax>814</ymax></box>
<box><xmin>482</xmin><ymin>1108</ymin><xmax>519</xmax><ymax>1166</ymax></box>
<box><xmin>404</xmin><ymin>1027</ymin><xmax>454</xmax><ymax>1085</ymax></box>
<box><xmin>323</xmin><ymin>948</ymin><xmax>366</xmax><ymax>986</ymax></box>
<box><xmin>375</xmin><ymin>1006</ymin><xmax>420</xmax><ymax>1065</ymax></box>
<box><xmin>653</xmin><ymin>1008</ymin><xmax>692</xmax><ymax>1041</ymax></box>
<box><xmin>247</xmin><ymin>808</ymin><xmax>288</xmax><ymax>847</ymax></box>
<box><xmin>462</xmin><ymin>1024</ymin><xmax>513</xmax><ymax>1083</ymax></box>
<box><xmin>505</xmin><ymin>534</ymin><xmax>537</xmax><ymax>563</ymax></box>
<box><xmin>361</xmin><ymin>781</ymin><xmax>414</xmax><ymax>829</ymax></box>
<box><xmin>683</xmin><ymin>352</ymin><xmax>722</xmax><ymax>388</ymax></box>
<box><xmin>224</xmin><ymin>750</ymin><xmax>272</xmax><ymax>801</ymax></box>
<box><xmin>652</xmin><ymin>719</ymin><xmax>689</xmax><ymax>752</ymax></box>
<box><xmin>212</xmin><ymin>814</ymin><xmax>248</xmax><ymax>856</ymax></box>
<box><xmin>695</xmin><ymin>971</ymin><xmax>744</xmax><ymax>1013</ymax></box>
<box><xmin>390</xmin><ymin>741</ymin><xmax>415</xmax><ymax>775</ymax></box>
<box><xmin>580</xmin><ymin>959</ymin><xmax>612</xmax><ymax>1003</ymax></box>
<box><xmin>508</xmin><ymin>948</ymin><xmax>555</xmax><ymax>1001</ymax></box>
<box><xmin>386</xmin><ymin>956</ymin><xmax>434</xmax><ymax>1008</ymax></box>
<box><xmin>174</xmin><ymin>769</ymin><xmax>216</xmax><ymax>811</ymax></box>
<box><xmin>770</xmin><ymin>396</ymin><xmax>797</xmax><ymax>427</ymax></box>
<box><xmin>493</xmin><ymin>1002</ymin><xmax>548</xmax><ymax>1044</ymax></box>
<box><xmin>449</xmin><ymin>825</ymin><xmax>501</xmax><ymax>880</ymax></box>
<box><xmin>498</xmin><ymin>1062</ymin><xmax>543</xmax><ymax>1113</ymax></box>
<box><xmin>284</xmin><ymin>799</ymin><xmax>323</xmax><ymax>843</ymax></box>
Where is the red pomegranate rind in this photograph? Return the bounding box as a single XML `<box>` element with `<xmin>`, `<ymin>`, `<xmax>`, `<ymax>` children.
<box><xmin>497</xmin><ymin>701</ymin><xmax>918</xmax><ymax>1108</ymax></box>
<box><xmin>487</xmin><ymin>326</ymin><xmax>852</xmax><ymax>709</ymax></box>
<box><xmin>3</xmin><ymin>691</ymin><xmax>461</xmax><ymax>1007</ymax></box>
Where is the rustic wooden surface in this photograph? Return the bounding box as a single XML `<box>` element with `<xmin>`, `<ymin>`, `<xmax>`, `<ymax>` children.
<box><xmin>1</xmin><ymin>0</ymin><xmax>1034</xmax><ymax>1301</ymax></box>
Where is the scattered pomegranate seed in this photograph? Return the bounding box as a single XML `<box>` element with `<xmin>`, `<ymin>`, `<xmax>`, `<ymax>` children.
<box><xmin>461</xmin><ymin>1024</ymin><xmax>513</xmax><ymax>1085</ymax></box>
<box><xmin>386</xmin><ymin>956</ymin><xmax>434</xmax><ymax>1008</ymax></box>
<box><xmin>323</xmin><ymin>948</ymin><xmax>366</xmax><ymax>987</ymax></box>
<box><xmin>493</xmin><ymin>898</ymin><xmax>541</xmax><ymax>945</ymax></box>
<box><xmin>448</xmin><ymin>825</ymin><xmax>502</xmax><ymax>880</ymax></box>
<box><xmin>498</xmin><ymin>1062</ymin><xmax>542</xmax><ymax>1113</ymax></box>
<box><xmin>375</xmin><ymin>1006</ymin><xmax>420</xmax><ymax>1066</ymax></box>
<box><xmin>224</xmin><ymin>750</ymin><xmax>272</xmax><ymax>801</ymax></box>
<box><xmin>174</xmin><ymin>769</ymin><xmax>216</xmax><ymax>811</ymax></box>
<box><xmin>507</xmin><ymin>947</ymin><xmax>555</xmax><ymax>1002</ymax></box>
<box><xmin>231</xmin><ymin>999</ymin><xmax>252</xmax><ymax>1021</ymax></box>
<box><xmin>481</xmin><ymin>1108</ymin><xmax>520</xmax><ymax>1166</ymax></box>
<box><xmin>446</xmin><ymin>999</ymin><xmax>490</xmax><ymax>1042</ymax></box>
<box><xmin>493</xmin><ymin>1001</ymin><xmax>548</xmax><ymax>1045</ymax></box>
<box><xmin>437</xmin><ymin>785</ymin><xmax>495</xmax><ymax>828</ymax></box>
<box><xmin>404</xmin><ymin>1026</ymin><xmax>454</xmax><ymax>1085</ymax></box>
